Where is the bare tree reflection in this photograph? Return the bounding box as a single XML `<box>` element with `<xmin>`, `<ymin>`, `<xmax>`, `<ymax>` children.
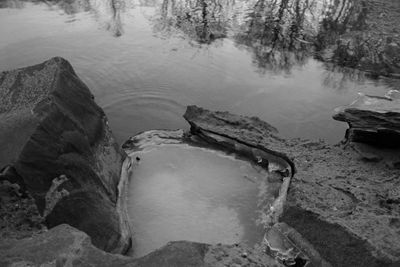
<box><xmin>3</xmin><ymin>0</ymin><xmax>398</xmax><ymax>78</ymax></box>
<box><xmin>315</xmin><ymin>0</ymin><xmax>400</xmax><ymax>78</ymax></box>
<box><xmin>152</xmin><ymin>0</ymin><xmax>393</xmax><ymax>76</ymax></box>
<box><xmin>154</xmin><ymin>0</ymin><xmax>228</xmax><ymax>44</ymax></box>
<box><xmin>233</xmin><ymin>0</ymin><xmax>318</xmax><ymax>74</ymax></box>
<box><xmin>105</xmin><ymin>0</ymin><xmax>124</xmax><ymax>37</ymax></box>
<box><xmin>315</xmin><ymin>1</ymin><xmax>368</xmax><ymax>66</ymax></box>
<box><xmin>0</xmin><ymin>0</ymin><xmax>125</xmax><ymax>37</ymax></box>
<box><xmin>53</xmin><ymin>0</ymin><xmax>125</xmax><ymax>37</ymax></box>
<box><xmin>322</xmin><ymin>64</ymin><xmax>367</xmax><ymax>91</ymax></box>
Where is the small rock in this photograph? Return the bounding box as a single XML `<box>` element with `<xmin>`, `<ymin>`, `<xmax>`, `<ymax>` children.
<box><xmin>387</xmin><ymin>186</ymin><xmax>400</xmax><ymax>204</ymax></box>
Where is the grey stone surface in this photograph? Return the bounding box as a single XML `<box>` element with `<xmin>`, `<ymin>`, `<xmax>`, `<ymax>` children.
<box><xmin>0</xmin><ymin>58</ymin><xmax>131</xmax><ymax>253</ymax></box>
<box><xmin>333</xmin><ymin>92</ymin><xmax>400</xmax><ymax>146</ymax></box>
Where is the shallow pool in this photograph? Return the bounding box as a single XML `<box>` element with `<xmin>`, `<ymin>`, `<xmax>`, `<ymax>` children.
<box><xmin>127</xmin><ymin>144</ymin><xmax>270</xmax><ymax>257</ymax></box>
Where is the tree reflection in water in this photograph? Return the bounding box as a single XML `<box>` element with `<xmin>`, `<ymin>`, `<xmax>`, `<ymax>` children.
<box><xmin>1</xmin><ymin>0</ymin><xmax>399</xmax><ymax>77</ymax></box>
<box><xmin>155</xmin><ymin>0</ymin><xmax>228</xmax><ymax>44</ymax></box>
<box><xmin>152</xmin><ymin>0</ymin><xmax>370</xmax><ymax>75</ymax></box>
<box><xmin>233</xmin><ymin>0</ymin><xmax>318</xmax><ymax>74</ymax></box>
<box><xmin>0</xmin><ymin>0</ymin><xmax>125</xmax><ymax>37</ymax></box>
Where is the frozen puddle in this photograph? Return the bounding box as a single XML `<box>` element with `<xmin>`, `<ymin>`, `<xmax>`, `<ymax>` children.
<box><xmin>127</xmin><ymin>144</ymin><xmax>269</xmax><ymax>258</ymax></box>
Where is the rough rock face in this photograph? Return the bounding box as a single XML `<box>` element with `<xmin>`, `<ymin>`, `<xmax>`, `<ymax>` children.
<box><xmin>0</xmin><ymin>57</ymin><xmax>131</xmax><ymax>253</ymax></box>
<box><xmin>333</xmin><ymin>91</ymin><xmax>400</xmax><ymax>147</ymax></box>
<box><xmin>0</xmin><ymin>224</ymin><xmax>131</xmax><ymax>267</ymax></box>
<box><xmin>183</xmin><ymin>105</ymin><xmax>295</xmax><ymax>176</ymax></box>
<box><xmin>0</xmin><ymin>224</ymin><xmax>283</xmax><ymax>267</ymax></box>
<box><xmin>0</xmin><ymin>180</ymin><xmax>45</xmax><ymax>240</ymax></box>
<box><xmin>184</xmin><ymin>105</ymin><xmax>400</xmax><ymax>267</ymax></box>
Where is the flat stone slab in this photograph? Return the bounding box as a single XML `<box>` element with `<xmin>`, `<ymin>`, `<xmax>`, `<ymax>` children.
<box><xmin>333</xmin><ymin>91</ymin><xmax>400</xmax><ymax>146</ymax></box>
<box><xmin>184</xmin><ymin>105</ymin><xmax>400</xmax><ymax>266</ymax></box>
<box><xmin>183</xmin><ymin>105</ymin><xmax>295</xmax><ymax>176</ymax></box>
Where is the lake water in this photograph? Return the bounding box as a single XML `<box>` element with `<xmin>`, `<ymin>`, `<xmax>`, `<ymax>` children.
<box><xmin>0</xmin><ymin>0</ymin><xmax>398</xmax><ymax>144</ymax></box>
<box><xmin>127</xmin><ymin>144</ymin><xmax>268</xmax><ymax>257</ymax></box>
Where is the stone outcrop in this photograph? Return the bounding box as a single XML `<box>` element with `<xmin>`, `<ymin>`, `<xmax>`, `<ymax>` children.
<box><xmin>184</xmin><ymin>105</ymin><xmax>400</xmax><ymax>267</ymax></box>
<box><xmin>333</xmin><ymin>91</ymin><xmax>400</xmax><ymax>147</ymax></box>
<box><xmin>183</xmin><ymin>105</ymin><xmax>295</xmax><ymax>177</ymax></box>
<box><xmin>0</xmin><ymin>224</ymin><xmax>283</xmax><ymax>267</ymax></box>
<box><xmin>0</xmin><ymin>57</ymin><xmax>131</xmax><ymax>253</ymax></box>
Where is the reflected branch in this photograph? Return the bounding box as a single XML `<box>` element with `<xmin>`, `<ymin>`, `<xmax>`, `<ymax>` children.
<box><xmin>0</xmin><ymin>0</ymin><xmax>125</xmax><ymax>37</ymax></box>
<box><xmin>154</xmin><ymin>0</ymin><xmax>227</xmax><ymax>44</ymax></box>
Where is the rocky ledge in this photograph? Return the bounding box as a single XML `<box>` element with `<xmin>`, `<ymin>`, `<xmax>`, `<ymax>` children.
<box><xmin>184</xmin><ymin>105</ymin><xmax>400</xmax><ymax>267</ymax></box>
<box><xmin>333</xmin><ymin>91</ymin><xmax>400</xmax><ymax>147</ymax></box>
<box><xmin>0</xmin><ymin>57</ymin><xmax>131</xmax><ymax>253</ymax></box>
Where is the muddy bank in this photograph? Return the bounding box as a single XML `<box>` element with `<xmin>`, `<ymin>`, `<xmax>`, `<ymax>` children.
<box><xmin>184</xmin><ymin>105</ymin><xmax>400</xmax><ymax>266</ymax></box>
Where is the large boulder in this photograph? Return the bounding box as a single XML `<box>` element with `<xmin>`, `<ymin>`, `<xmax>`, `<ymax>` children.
<box><xmin>333</xmin><ymin>91</ymin><xmax>400</xmax><ymax>147</ymax></box>
<box><xmin>184</xmin><ymin>105</ymin><xmax>400</xmax><ymax>266</ymax></box>
<box><xmin>0</xmin><ymin>224</ymin><xmax>282</xmax><ymax>267</ymax></box>
<box><xmin>0</xmin><ymin>57</ymin><xmax>131</xmax><ymax>253</ymax></box>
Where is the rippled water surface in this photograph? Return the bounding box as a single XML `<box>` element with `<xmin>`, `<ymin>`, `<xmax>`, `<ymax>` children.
<box><xmin>127</xmin><ymin>145</ymin><xmax>267</xmax><ymax>257</ymax></box>
<box><xmin>0</xmin><ymin>0</ymin><xmax>398</xmax><ymax>143</ymax></box>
